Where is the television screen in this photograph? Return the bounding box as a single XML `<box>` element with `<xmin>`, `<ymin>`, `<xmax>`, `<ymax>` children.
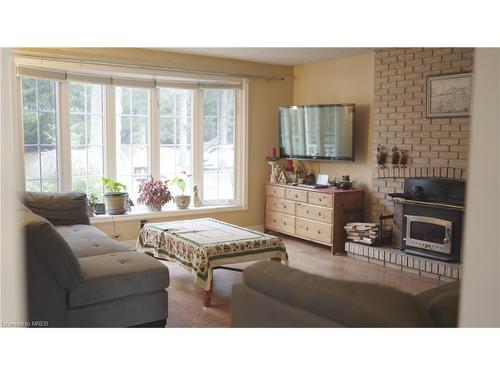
<box><xmin>279</xmin><ymin>104</ymin><xmax>355</xmax><ymax>161</ymax></box>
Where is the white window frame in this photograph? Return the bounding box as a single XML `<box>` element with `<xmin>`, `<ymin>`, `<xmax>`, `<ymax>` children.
<box><xmin>114</xmin><ymin>85</ymin><xmax>152</xmax><ymax>203</ymax></box>
<box><xmin>15</xmin><ymin>57</ymin><xmax>249</xmax><ymax>218</ymax></box>
<box><xmin>63</xmin><ymin>81</ymin><xmax>108</xmax><ymax>195</ymax></box>
<box><xmin>19</xmin><ymin>77</ymin><xmax>62</xmax><ymax>192</ymax></box>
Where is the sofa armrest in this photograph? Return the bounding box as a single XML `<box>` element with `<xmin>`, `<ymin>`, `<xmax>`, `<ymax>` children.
<box><xmin>238</xmin><ymin>261</ymin><xmax>433</xmax><ymax>327</ymax></box>
<box><xmin>22</xmin><ymin>191</ymin><xmax>90</xmax><ymax>226</ymax></box>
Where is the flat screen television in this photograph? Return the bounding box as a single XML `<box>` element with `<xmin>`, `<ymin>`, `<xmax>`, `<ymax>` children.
<box><xmin>279</xmin><ymin>103</ymin><xmax>355</xmax><ymax>161</ymax></box>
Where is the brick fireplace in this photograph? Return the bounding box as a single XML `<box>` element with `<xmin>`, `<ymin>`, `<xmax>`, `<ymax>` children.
<box><xmin>345</xmin><ymin>48</ymin><xmax>473</xmax><ymax>280</ymax></box>
<box><xmin>370</xmin><ymin>48</ymin><xmax>473</xmax><ymax>222</ymax></box>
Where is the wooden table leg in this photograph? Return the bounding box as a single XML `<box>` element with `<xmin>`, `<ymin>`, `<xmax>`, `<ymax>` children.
<box><xmin>203</xmin><ymin>279</ymin><xmax>213</xmax><ymax>307</ymax></box>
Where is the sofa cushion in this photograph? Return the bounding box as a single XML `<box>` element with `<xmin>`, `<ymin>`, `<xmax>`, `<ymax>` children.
<box><xmin>68</xmin><ymin>252</ymin><xmax>170</xmax><ymax>308</ymax></box>
<box><xmin>22</xmin><ymin>209</ymin><xmax>83</xmax><ymax>290</ymax></box>
<box><xmin>416</xmin><ymin>281</ymin><xmax>460</xmax><ymax>327</ymax></box>
<box><xmin>416</xmin><ymin>281</ymin><xmax>460</xmax><ymax>306</ymax></box>
<box><xmin>56</xmin><ymin>225</ymin><xmax>130</xmax><ymax>258</ymax></box>
<box><xmin>242</xmin><ymin>261</ymin><xmax>433</xmax><ymax>327</ymax></box>
<box><xmin>22</xmin><ymin>191</ymin><xmax>90</xmax><ymax>226</ymax></box>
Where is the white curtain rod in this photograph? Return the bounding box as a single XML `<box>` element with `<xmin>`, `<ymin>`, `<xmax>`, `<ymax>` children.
<box><xmin>14</xmin><ymin>53</ymin><xmax>286</xmax><ymax>81</ymax></box>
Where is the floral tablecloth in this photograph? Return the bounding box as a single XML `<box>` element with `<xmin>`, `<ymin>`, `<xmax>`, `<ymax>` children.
<box><xmin>136</xmin><ymin>218</ymin><xmax>288</xmax><ymax>290</ymax></box>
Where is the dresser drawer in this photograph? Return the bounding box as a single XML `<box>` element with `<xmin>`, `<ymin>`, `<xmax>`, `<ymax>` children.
<box><xmin>308</xmin><ymin>191</ymin><xmax>333</xmax><ymax>207</ymax></box>
<box><xmin>265</xmin><ymin>211</ymin><xmax>281</xmax><ymax>231</ymax></box>
<box><xmin>296</xmin><ymin>218</ymin><xmax>332</xmax><ymax>244</ymax></box>
<box><xmin>265</xmin><ymin>211</ymin><xmax>295</xmax><ymax>235</ymax></box>
<box><xmin>266</xmin><ymin>196</ymin><xmax>295</xmax><ymax>215</ymax></box>
<box><xmin>279</xmin><ymin>213</ymin><xmax>296</xmax><ymax>235</ymax></box>
<box><xmin>285</xmin><ymin>188</ymin><xmax>308</xmax><ymax>202</ymax></box>
<box><xmin>266</xmin><ymin>185</ymin><xmax>285</xmax><ymax>198</ymax></box>
<box><xmin>296</xmin><ymin>202</ymin><xmax>333</xmax><ymax>224</ymax></box>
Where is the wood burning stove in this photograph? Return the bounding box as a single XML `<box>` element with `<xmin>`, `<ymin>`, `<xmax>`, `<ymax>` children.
<box><xmin>388</xmin><ymin>178</ymin><xmax>465</xmax><ymax>262</ymax></box>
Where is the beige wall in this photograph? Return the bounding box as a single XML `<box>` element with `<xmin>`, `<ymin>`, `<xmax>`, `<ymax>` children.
<box><xmin>459</xmin><ymin>48</ymin><xmax>500</xmax><ymax>326</ymax></box>
<box><xmin>17</xmin><ymin>48</ymin><xmax>294</xmax><ymax>240</ymax></box>
<box><xmin>293</xmin><ymin>53</ymin><xmax>375</xmax><ymax>220</ymax></box>
<box><xmin>1</xmin><ymin>48</ymin><xmax>26</xmax><ymax>324</ymax></box>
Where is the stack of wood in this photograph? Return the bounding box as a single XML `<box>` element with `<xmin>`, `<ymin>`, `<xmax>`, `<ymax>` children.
<box><xmin>344</xmin><ymin>222</ymin><xmax>392</xmax><ymax>245</ymax></box>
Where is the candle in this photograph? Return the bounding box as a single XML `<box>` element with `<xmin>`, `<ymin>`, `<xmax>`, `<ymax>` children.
<box><xmin>271</xmin><ymin>147</ymin><xmax>276</xmax><ymax>157</ymax></box>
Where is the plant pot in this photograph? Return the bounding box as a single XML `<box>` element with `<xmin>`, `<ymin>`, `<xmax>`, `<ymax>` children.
<box><xmin>174</xmin><ymin>195</ymin><xmax>191</xmax><ymax>209</ymax></box>
<box><xmin>147</xmin><ymin>204</ymin><xmax>163</xmax><ymax>213</ymax></box>
<box><xmin>104</xmin><ymin>192</ymin><xmax>129</xmax><ymax>215</ymax></box>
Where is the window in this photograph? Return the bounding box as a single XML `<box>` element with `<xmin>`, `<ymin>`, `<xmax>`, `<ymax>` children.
<box><xmin>18</xmin><ymin>61</ymin><xmax>247</xmax><ymax>213</ymax></box>
<box><xmin>203</xmin><ymin>89</ymin><xmax>235</xmax><ymax>203</ymax></box>
<box><xmin>159</xmin><ymin>88</ymin><xmax>193</xmax><ymax>193</ymax></box>
<box><xmin>115</xmin><ymin>87</ymin><xmax>150</xmax><ymax>203</ymax></box>
<box><xmin>21</xmin><ymin>77</ymin><xmax>59</xmax><ymax>192</ymax></box>
<box><xmin>69</xmin><ymin>82</ymin><xmax>105</xmax><ymax>200</ymax></box>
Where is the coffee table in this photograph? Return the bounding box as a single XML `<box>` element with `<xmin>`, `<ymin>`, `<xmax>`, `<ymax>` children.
<box><xmin>137</xmin><ymin>218</ymin><xmax>288</xmax><ymax>306</ymax></box>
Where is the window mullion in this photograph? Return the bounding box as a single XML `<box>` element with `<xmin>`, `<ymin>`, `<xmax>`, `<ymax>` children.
<box><xmin>193</xmin><ymin>89</ymin><xmax>204</xmax><ymax>200</ymax></box>
<box><xmin>106</xmin><ymin>86</ymin><xmax>116</xmax><ymax>180</ymax></box>
<box><xmin>16</xmin><ymin>78</ymin><xmax>27</xmax><ymax>190</ymax></box>
<box><xmin>58</xmin><ymin>81</ymin><xmax>72</xmax><ymax>191</ymax></box>
<box><xmin>237</xmin><ymin>79</ymin><xmax>249</xmax><ymax>208</ymax></box>
<box><xmin>150</xmin><ymin>88</ymin><xmax>160</xmax><ymax>179</ymax></box>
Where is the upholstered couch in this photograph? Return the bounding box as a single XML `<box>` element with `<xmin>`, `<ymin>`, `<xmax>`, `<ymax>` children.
<box><xmin>231</xmin><ymin>261</ymin><xmax>460</xmax><ymax>327</ymax></box>
<box><xmin>22</xmin><ymin>191</ymin><xmax>169</xmax><ymax>327</ymax></box>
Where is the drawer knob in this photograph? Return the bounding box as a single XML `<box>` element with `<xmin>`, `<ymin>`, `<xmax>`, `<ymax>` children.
<box><xmin>318</xmin><ymin>212</ymin><xmax>321</xmax><ymax>216</ymax></box>
<box><xmin>319</xmin><ymin>198</ymin><xmax>322</xmax><ymax>202</ymax></box>
<box><xmin>306</xmin><ymin>227</ymin><xmax>309</xmax><ymax>231</ymax></box>
<box><xmin>318</xmin><ymin>230</ymin><xmax>321</xmax><ymax>234</ymax></box>
<box><xmin>284</xmin><ymin>222</ymin><xmax>287</xmax><ymax>226</ymax></box>
<box><xmin>283</xmin><ymin>205</ymin><xmax>287</xmax><ymax>209</ymax></box>
<box><xmin>306</xmin><ymin>210</ymin><xmax>310</xmax><ymax>214</ymax></box>
<box><xmin>273</xmin><ymin>219</ymin><xmax>276</xmax><ymax>223</ymax></box>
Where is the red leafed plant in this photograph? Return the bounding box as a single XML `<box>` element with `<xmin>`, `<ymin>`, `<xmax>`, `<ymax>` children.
<box><xmin>137</xmin><ymin>176</ymin><xmax>173</xmax><ymax>209</ymax></box>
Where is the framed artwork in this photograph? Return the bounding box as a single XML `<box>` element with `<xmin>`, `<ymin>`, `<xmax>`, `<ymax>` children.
<box><xmin>426</xmin><ymin>72</ymin><xmax>472</xmax><ymax>118</ymax></box>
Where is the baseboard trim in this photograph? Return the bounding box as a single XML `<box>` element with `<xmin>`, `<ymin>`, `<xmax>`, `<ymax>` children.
<box><xmin>247</xmin><ymin>225</ymin><xmax>265</xmax><ymax>233</ymax></box>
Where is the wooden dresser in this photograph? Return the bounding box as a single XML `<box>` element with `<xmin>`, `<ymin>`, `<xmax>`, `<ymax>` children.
<box><xmin>264</xmin><ymin>183</ymin><xmax>364</xmax><ymax>254</ymax></box>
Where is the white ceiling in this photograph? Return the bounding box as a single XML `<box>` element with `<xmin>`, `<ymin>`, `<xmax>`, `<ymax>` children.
<box><xmin>153</xmin><ymin>48</ymin><xmax>374</xmax><ymax>66</ymax></box>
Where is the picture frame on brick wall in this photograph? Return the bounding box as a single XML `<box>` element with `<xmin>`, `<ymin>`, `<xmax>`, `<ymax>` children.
<box><xmin>426</xmin><ymin>72</ymin><xmax>472</xmax><ymax>118</ymax></box>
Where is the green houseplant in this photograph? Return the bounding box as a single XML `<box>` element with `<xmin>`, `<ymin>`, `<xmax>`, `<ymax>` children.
<box><xmin>88</xmin><ymin>193</ymin><xmax>99</xmax><ymax>217</ymax></box>
<box><xmin>102</xmin><ymin>177</ymin><xmax>128</xmax><ymax>215</ymax></box>
<box><xmin>169</xmin><ymin>172</ymin><xmax>191</xmax><ymax>209</ymax></box>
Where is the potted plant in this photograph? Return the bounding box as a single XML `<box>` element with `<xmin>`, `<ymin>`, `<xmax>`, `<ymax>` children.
<box><xmin>137</xmin><ymin>176</ymin><xmax>173</xmax><ymax>212</ymax></box>
<box><xmin>170</xmin><ymin>172</ymin><xmax>192</xmax><ymax>209</ymax></box>
<box><xmin>88</xmin><ymin>193</ymin><xmax>99</xmax><ymax>217</ymax></box>
<box><xmin>102</xmin><ymin>177</ymin><xmax>128</xmax><ymax>215</ymax></box>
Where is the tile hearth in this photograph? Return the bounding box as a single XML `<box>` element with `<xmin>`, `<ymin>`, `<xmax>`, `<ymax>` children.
<box><xmin>345</xmin><ymin>242</ymin><xmax>461</xmax><ymax>281</ymax></box>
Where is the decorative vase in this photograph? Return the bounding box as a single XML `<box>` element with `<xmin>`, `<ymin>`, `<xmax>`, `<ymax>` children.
<box><xmin>147</xmin><ymin>204</ymin><xmax>163</xmax><ymax>213</ymax></box>
<box><xmin>267</xmin><ymin>160</ymin><xmax>279</xmax><ymax>183</ymax></box>
<box><xmin>174</xmin><ymin>195</ymin><xmax>191</xmax><ymax>209</ymax></box>
<box><xmin>193</xmin><ymin>185</ymin><xmax>202</xmax><ymax>207</ymax></box>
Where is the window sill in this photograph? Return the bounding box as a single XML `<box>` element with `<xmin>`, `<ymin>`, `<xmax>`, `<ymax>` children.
<box><xmin>89</xmin><ymin>204</ymin><xmax>247</xmax><ymax>224</ymax></box>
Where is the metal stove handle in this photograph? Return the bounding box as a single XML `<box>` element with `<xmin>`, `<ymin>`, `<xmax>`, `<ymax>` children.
<box><xmin>443</xmin><ymin>228</ymin><xmax>452</xmax><ymax>244</ymax></box>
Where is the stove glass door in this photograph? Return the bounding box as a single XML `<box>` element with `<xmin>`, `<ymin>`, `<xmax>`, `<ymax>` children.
<box><xmin>410</xmin><ymin>221</ymin><xmax>446</xmax><ymax>243</ymax></box>
<box><xmin>405</xmin><ymin>215</ymin><xmax>452</xmax><ymax>254</ymax></box>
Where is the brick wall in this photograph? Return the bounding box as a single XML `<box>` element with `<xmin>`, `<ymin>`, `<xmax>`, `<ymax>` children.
<box><xmin>371</xmin><ymin>48</ymin><xmax>473</xmax><ymax>221</ymax></box>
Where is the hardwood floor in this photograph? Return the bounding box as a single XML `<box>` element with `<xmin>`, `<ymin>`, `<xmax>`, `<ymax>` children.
<box><xmin>164</xmin><ymin>234</ymin><xmax>444</xmax><ymax>327</ymax></box>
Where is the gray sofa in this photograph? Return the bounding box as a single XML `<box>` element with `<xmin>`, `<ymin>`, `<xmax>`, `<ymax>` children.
<box><xmin>22</xmin><ymin>191</ymin><xmax>169</xmax><ymax>327</ymax></box>
<box><xmin>231</xmin><ymin>261</ymin><xmax>460</xmax><ymax>327</ymax></box>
